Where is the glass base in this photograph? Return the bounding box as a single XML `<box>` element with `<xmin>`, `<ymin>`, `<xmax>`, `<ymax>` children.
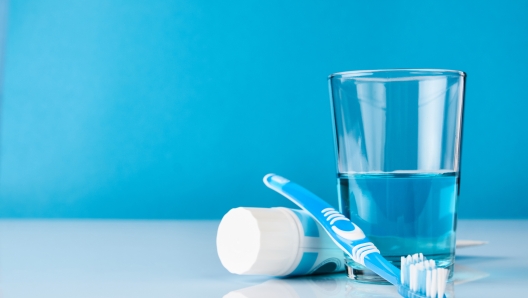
<box><xmin>346</xmin><ymin>265</ymin><xmax>392</xmax><ymax>284</ymax></box>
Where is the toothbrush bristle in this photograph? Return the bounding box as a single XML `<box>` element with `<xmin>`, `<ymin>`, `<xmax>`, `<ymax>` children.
<box><xmin>400</xmin><ymin>253</ymin><xmax>448</xmax><ymax>298</ymax></box>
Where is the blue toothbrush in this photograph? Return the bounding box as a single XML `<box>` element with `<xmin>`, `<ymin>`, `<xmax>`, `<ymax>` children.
<box><xmin>263</xmin><ymin>174</ymin><xmax>449</xmax><ymax>298</ymax></box>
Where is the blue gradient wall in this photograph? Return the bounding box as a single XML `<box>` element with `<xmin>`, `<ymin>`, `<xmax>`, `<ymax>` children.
<box><xmin>0</xmin><ymin>0</ymin><xmax>527</xmax><ymax>218</ymax></box>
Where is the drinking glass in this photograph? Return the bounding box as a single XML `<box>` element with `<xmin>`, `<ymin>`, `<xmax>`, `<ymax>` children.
<box><xmin>328</xmin><ymin>69</ymin><xmax>466</xmax><ymax>283</ymax></box>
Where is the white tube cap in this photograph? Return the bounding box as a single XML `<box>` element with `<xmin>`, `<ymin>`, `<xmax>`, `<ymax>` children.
<box><xmin>217</xmin><ymin>207</ymin><xmax>300</xmax><ymax>276</ymax></box>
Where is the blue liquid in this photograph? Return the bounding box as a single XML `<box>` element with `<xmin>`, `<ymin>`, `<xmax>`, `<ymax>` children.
<box><xmin>339</xmin><ymin>172</ymin><xmax>458</xmax><ymax>274</ymax></box>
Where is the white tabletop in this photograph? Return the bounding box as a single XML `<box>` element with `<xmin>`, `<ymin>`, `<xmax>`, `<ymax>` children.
<box><xmin>0</xmin><ymin>220</ymin><xmax>526</xmax><ymax>297</ymax></box>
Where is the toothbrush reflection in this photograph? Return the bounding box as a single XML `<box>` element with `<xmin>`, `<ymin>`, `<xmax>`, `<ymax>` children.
<box><xmin>223</xmin><ymin>274</ymin><xmax>403</xmax><ymax>298</ymax></box>
<box><xmin>224</xmin><ymin>274</ymin><xmax>350</xmax><ymax>298</ymax></box>
<box><xmin>223</xmin><ymin>264</ymin><xmax>488</xmax><ymax>298</ymax></box>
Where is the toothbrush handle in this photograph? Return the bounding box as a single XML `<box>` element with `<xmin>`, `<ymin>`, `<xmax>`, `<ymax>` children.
<box><xmin>264</xmin><ymin>174</ymin><xmax>401</xmax><ymax>286</ymax></box>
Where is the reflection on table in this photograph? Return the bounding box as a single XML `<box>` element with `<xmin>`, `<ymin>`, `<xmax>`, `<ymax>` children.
<box><xmin>224</xmin><ymin>263</ymin><xmax>488</xmax><ymax>298</ymax></box>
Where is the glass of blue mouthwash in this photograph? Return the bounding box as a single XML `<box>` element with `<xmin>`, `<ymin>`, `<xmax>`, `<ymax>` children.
<box><xmin>328</xmin><ymin>69</ymin><xmax>466</xmax><ymax>284</ymax></box>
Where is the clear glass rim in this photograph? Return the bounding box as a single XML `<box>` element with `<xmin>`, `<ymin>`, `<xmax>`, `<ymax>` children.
<box><xmin>328</xmin><ymin>68</ymin><xmax>466</xmax><ymax>80</ymax></box>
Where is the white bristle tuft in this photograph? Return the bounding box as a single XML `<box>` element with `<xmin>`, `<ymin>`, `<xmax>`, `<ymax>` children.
<box><xmin>437</xmin><ymin>268</ymin><xmax>448</xmax><ymax>298</ymax></box>
<box><xmin>431</xmin><ymin>268</ymin><xmax>438</xmax><ymax>297</ymax></box>
<box><xmin>401</xmin><ymin>256</ymin><xmax>406</xmax><ymax>284</ymax></box>
<box><xmin>400</xmin><ymin>254</ymin><xmax>449</xmax><ymax>298</ymax></box>
<box><xmin>409</xmin><ymin>263</ymin><xmax>415</xmax><ymax>291</ymax></box>
<box><xmin>426</xmin><ymin>269</ymin><xmax>432</xmax><ymax>297</ymax></box>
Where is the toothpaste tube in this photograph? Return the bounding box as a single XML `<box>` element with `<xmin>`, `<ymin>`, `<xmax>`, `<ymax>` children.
<box><xmin>216</xmin><ymin>207</ymin><xmax>345</xmax><ymax>276</ymax></box>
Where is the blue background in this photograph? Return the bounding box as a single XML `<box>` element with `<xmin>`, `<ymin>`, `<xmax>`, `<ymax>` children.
<box><xmin>0</xmin><ymin>0</ymin><xmax>526</xmax><ymax>219</ymax></box>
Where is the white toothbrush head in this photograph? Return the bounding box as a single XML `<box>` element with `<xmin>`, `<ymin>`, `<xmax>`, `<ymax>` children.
<box><xmin>398</xmin><ymin>253</ymin><xmax>449</xmax><ymax>298</ymax></box>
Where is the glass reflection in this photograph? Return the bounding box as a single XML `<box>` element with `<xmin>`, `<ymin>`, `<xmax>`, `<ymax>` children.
<box><xmin>224</xmin><ymin>264</ymin><xmax>488</xmax><ymax>298</ymax></box>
